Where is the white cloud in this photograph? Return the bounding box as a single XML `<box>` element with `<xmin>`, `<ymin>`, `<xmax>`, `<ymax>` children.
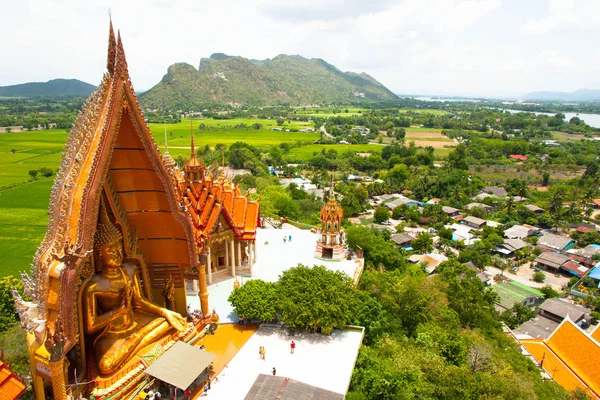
<box><xmin>0</xmin><ymin>0</ymin><xmax>597</xmax><ymax>97</ymax></box>
<box><xmin>522</xmin><ymin>0</ymin><xmax>600</xmax><ymax>34</ymax></box>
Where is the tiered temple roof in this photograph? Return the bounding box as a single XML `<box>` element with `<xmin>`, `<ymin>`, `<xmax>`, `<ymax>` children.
<box><xmin>0</xmin><ymin>359</ymin><xmax>26</xmax><ymax>400</ymax></box>
<box><xmin>171</xmin><ymin>134</ymin><xmax>260</xmax><ymax>251</ymax></box>
<box><xmin>520</xmin><ymin>319</ymin><xmax>600</xmax><ymax>397</ymax></box>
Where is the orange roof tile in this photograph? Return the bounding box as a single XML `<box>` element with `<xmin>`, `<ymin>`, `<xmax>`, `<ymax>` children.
<box><xmin>591</xmin><ymin>325</ymin><xmax>600</xmax><ymax>342</ymax></box>
<box><xmin>243</xmin><ymin>202</ymin><xmax>259</xmax><ymax>233</ymax></box>
<box><xmin>204</xmin><ymin>206</ymin><xmax>222</xmax><ymax>238</ymax></box>
<box><xmin>223</xmin><ymin>191</ymin><xmax>234</xmax><ymax>214</ymax></box>
<box><xmin>232</xmin><ymin>197</ymin><xmax>247</xmax><ymax>228</ymax></box>
<box><xmin>0</xmin><ymin>368</ymin><xmax>10</xmax><ymax>385</ymax></box>
<box><xmin>521</xmin><ymin>319</ymin><xmax>600</xmax><ymax>397</ymax></box>
<box><xmin>200</xmin><ymin>196</ymin><xmax>216</xmax><ymax>227</ymax></box>
<box><xmin>0</xmin><ymin>377</ymin><xmax>26</xmax><ymax>400</ymax></box>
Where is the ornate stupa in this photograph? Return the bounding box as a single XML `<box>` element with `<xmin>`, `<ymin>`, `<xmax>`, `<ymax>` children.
<box><xmin>315</xmin><ymin>178</ymin><xmax>346</xmax><ymax>260</ymax></box>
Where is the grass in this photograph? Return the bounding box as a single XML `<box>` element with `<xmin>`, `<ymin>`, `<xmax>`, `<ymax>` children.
<box><xmin>148</xmin><ymin>118</ymin><xmax>319</xmax><ymax>148</ymax></box>
<box><xmin>405</xmin><ymin>127</ymin><xmax>444</xmax><ymax>133</ymax></box>
<box><xmin>399</xmin><ymin>109</ymin><xmax>447</xmax><ymax>115</ymax></box>
<box><xmin>0</xmin><ymin>178</ymin><xmax>54</xmax><ymax>277</ymax></box>
<box><xmin>291</xmin><ymin>107</ymin><xmax>365</xmax><ymax>117</ymax></box>
<box><xmin>286</xmin><ymin>144</ymin><xmax>383</xmax><ymax>159</ymax></box>
<box><xmin>0</xmin><ymin>130</ymin><xmax>68</xmax><ymax>276</ymax></box>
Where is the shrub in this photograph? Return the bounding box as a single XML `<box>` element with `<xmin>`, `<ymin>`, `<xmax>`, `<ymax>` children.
<box><xmin>533</xmin><ymin>271</ymin><xmax>546</xmax><ymax>283</ymax></box>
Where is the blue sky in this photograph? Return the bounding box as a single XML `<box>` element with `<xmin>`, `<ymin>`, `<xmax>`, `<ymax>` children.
<box><xmin>1</xmin><ymin>0</ymin><xmax>598</xmax><ymax>97</ymax></box>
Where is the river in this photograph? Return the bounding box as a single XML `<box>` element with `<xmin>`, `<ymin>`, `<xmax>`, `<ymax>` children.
<box><xmin>503</xmin><ymin>110</ymin><xmax>600</xmax><ymax>128</ymax></box>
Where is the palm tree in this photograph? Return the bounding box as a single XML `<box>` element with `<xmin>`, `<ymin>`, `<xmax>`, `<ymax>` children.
<box><xmin>548</xmin><ymin>191</ymin><xmax>564</xmax><ymax>232</ymax></box>
<box><xmin>504</xmin><ymin>196</ymin><xmax>515</xmax><ymax>215</ymax></box>
<box><xmin>517</xmin><ymin>180</ymin><xmax>528</xmax><ymax>198</ymax></box>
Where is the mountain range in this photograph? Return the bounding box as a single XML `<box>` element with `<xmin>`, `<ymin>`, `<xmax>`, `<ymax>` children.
<box><xmin>0</xmin><ymin>79</ymin><xmax>96</xmax><ymax>97</ymax></box>
<box><xmin>139</xmin><ymin>53</ymin><xmax>398</xmax><ymax>109</ymax></box>
<box><xmin>521</xmin><ymin>89</ymin><xmax>600</xmax><ymax>102</ymax></box>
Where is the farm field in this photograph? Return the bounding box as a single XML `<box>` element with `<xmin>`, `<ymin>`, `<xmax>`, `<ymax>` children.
<box><xmin>285</xmin><ymin>144</ymin><xmax>382</xmax><ymax>160</ymax></box>
<box><xmin>0</xmin><ymin>178</ymin><xmax>53</xmax><ymax>277</ymax></box>
<box><xmin>469</xmin><ymin>165</ymin><xmax>585</xmax><ymax>181</ymax></box>
<box><xmin>551</xmin><ymin>131</ymin><xmax>588</xmax><ymax>141</ymax></box>
<box><xmin>291</xmin><ymin>107</ymin><xmax>365</xmax><ymax>117</ymax></box>
<box><xmin>148</xmin><ymin>118</ymin><xmax>319</xmax><ymax>148</ymax></box>
<box><xmin>399</xmin><ymin>108</ymin><xmax>447</xmax><ymax>115</ymax></box>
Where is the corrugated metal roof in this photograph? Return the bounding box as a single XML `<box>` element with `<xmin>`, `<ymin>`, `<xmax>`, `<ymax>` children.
<box><xmin>144</xmin><ymin>341</ymin><xmax>215</xmax><ymax>390</ymax></box>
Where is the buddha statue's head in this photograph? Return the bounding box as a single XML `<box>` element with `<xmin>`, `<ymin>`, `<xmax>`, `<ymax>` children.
<box><xmin>94</xmin><ymin>204</ymin><xmax>124</xmax><ymax>270</ymax></box>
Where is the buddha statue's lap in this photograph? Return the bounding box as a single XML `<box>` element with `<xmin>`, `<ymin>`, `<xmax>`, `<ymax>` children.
<box><xmin>83</xmin><ymin>206</ymin><xmax>187</xmax><ymax>376</ymax></box>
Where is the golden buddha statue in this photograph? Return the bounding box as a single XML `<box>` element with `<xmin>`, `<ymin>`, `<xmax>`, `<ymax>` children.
<box><xmin>83</xmin><ymin>207</ymin><xmax>187</xmax><ymax>376</ymax></box>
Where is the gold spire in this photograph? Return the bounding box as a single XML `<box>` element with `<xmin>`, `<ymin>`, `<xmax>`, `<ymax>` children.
<box><xmin>330</xmin><ymin>171</ymin><xmax>335</xmax><ymax>198</ymax></box>
<box><xmin>107</xmin><ymin>18</ymin><xmax>116</xmax><ymax>77</ymax></box>
<box><xmin>187</xmin><ymin>116</ymin><xmax>201</xmax><ymax>167</ymax></box>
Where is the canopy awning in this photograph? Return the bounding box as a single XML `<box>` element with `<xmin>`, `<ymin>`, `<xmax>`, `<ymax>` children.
<box><xmin>144</xmin><ymin>341</ymin><xmax>215</xmax><ymax>390</ymax></box>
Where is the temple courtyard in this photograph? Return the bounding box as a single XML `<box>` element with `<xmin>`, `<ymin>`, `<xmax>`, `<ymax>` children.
<box><xmin>203</xmin><ymin>325</ymin><xmax>364</xmax><ymax>399</ymax></box>
<box><xmin>185</xmin><ymin>225</ymin><xmax>364</xmax><ymax>398</ymax></box>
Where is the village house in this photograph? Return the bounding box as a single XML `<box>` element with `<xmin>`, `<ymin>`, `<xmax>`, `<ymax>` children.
<box><xmin>386</xmin><ymin>196</ymin><xmax>419</xmax><ymax>209</ymax></box>
<box><xmin>391</xmin><ymin>233</ymin><xmax>415</xmax><ymax>249</ymax></box>
<box><xmin>534</xmin><ymin>252</ymin><xmax>588</xmax><ymax>277</ymax></box>
<box><xmin>504</xmin><ymin>224</ymin><xmax>540</xmax><ymax>239</ymax></box>
<box><xmin>463</xmin><ymin>262</ymin><xmax>490</xmax><ymax>285</ymax></box>
<box><xmin>441</xmin><ymin>206</ymin><xmax>461</xmax><ymax>218</ymax></box>
<box><xmin>482</xmin><ymin>186</ymin><xmax>508</xmax><ymax>197</ymax></box>
<box><xmin>567</xmin><ymin>245</ymin><xmax>600</xmax><ymax>267</ymax></box>
<box><xmin>493</xmin><ymin>281</ymin><xmax>544</xmax><ymax>312</ymax></box>
<box><xmin>514</xmin><ymin>298</ymin><xmax>590</xmax><ymax>340</ymax></box>
<box><xmin>495</xmin><ymin>238</ymin><xmax>528</xmax><ymax>257</ymax></box>
<box><xmin>525</xmin><ymin>204</ymin><xmax>545</xmax><ymax>214</ymax></box>
<box><xmin>449</xmin><ymin>223</ymin><xmax>478</xmax><ymax>245</ymax></box>
<box><xmin>538</xmin><ymin>298</ymin><xmax>590</xmax><ymax>326</ymax></box>
<box><xmin>463</xmin><ymin>215</ymin><xmax>487</xmax><ymax>230</ymax></box>
<box><xmin>464</xmin><ymin>202</ymin><xmax>493</xmax><ymax>212</ymax></box>
<box><xmin>537</xmin><ymin>233</ymin><xmax>575</xmax><ymax>253</ymax></box>
<box><xmin>508</xmin><ymin>154</ymin><xmax>528</xmax><ymax>161</ymax></box>
<box><xmin>408</xmin><ymin>253</ymin><xmax>448</xmax><ymax>274</ymax></box>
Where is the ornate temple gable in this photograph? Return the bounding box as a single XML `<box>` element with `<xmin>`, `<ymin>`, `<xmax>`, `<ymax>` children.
<box><xmin>13</xmin><ymin>24</ymin><xmax>198</xmax><ymax>347</ymax></box>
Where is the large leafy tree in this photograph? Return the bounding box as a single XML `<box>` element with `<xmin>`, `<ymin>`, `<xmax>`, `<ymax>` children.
<box><xmin>276</xmin><ymin>264</ymin><xmax>360</xmax><ymax>334</ymax></box>
<box><xmin>0</xmin><ymin>276</ymin><xmax>24</xmax><ymax>333</ymax></box>
<box><xmin>228</xmin><ymin>279</ymin><xmax>277</xmax><ymax>321</ymax></box>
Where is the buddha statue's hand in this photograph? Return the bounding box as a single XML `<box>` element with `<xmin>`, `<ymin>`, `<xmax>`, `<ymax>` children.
<box><xmin>124</xmin><ymin>284</ymin><xmax>133</xmax><ymax>308</ymax></box>
<box><xmin>163</xmin><ymin>310</ymin><xmax>187</xmax><ymax>331</ymax></box>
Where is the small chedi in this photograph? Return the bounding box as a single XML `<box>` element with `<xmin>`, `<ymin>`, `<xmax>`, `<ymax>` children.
<box><xmin>315</xmin><ymin>183</ymin><xmax>347</xmax><ymax>260</ymax></box>
<box><xmin>11</xmin><ymin>23</ymin><xmax>259</xmax><ymax>400</ymax></box>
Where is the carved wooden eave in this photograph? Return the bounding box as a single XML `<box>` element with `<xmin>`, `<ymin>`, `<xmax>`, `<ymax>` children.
<box><xmin>13</xmin><ymin>23</ymin><xmax>198</xmax><ymax>351</ymax></box>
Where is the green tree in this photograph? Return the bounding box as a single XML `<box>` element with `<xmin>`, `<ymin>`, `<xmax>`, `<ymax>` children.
<box><xmin>501</xmin><ymin>302</ymin><xmax>536</xmax><ymax>329</ymax></box>
<box><xmin>259</xmin><ymin>185</ymin><xmax>299</xmax><ymax>220</ymax></box>
<box><xmin>0</xmin><ymin>276</ymin><xmax>24</xmax><ymax>332</ymax></box>
<box><xmin>28</xmin><ymin>169</ymin><xmax>38</xmax><ymax>179</ymax></box>
<box><xmin>540</xmin><ymin>285</ymin><xmax>560</xmax><ymax>299</ymax></box>
<box><xmin>228</xmin><ymin>279</ymin><xmax>277</xmax><ymax>321</ymax></box>
<box><xmin>341</xmin><ymin>185</ymin><xmax>368</xmax><ymax>216</ymax></box>
<box><xmin>0</xmin><ymin>324</ymin><xmax>31</xmax><ymax>397</ymax></box>
<box><xmin>411</xmin><ymin>233</ymin><xmax>433</xmax><ymax>253</ymax></box>
<box><xmin>374</xmin><ymin>206</ymin><xmax>390</xmax><ymax>224</ymax></box>
<box><xmin>276</xmin><ymin>265</ymin><xmax>360</xmax><ymax>334</ymax></box>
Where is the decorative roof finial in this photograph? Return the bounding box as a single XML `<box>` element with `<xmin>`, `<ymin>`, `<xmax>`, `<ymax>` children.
<box><xmin>164</xmin><ymin>121</ymin><xmax>168</xmax><ymax>151</ymax></box>
<box><xmin>114</xmin><ymin>30</ymin><xmax>129</xmax><ymax>79</ymax></box>
<box><xmin>190</xmin><ymin>115</ymin><xmax>195</xmax><ymax>158</ymax></box>
<box><xmin>330</xmin><ymin>170</ymin><xmax>335</xmax><ymax>198</ymax></box>
<box><xmin>107</xmin><ymin>16</ymin><xmax>116</xmax><ymax>77</ymax></box>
